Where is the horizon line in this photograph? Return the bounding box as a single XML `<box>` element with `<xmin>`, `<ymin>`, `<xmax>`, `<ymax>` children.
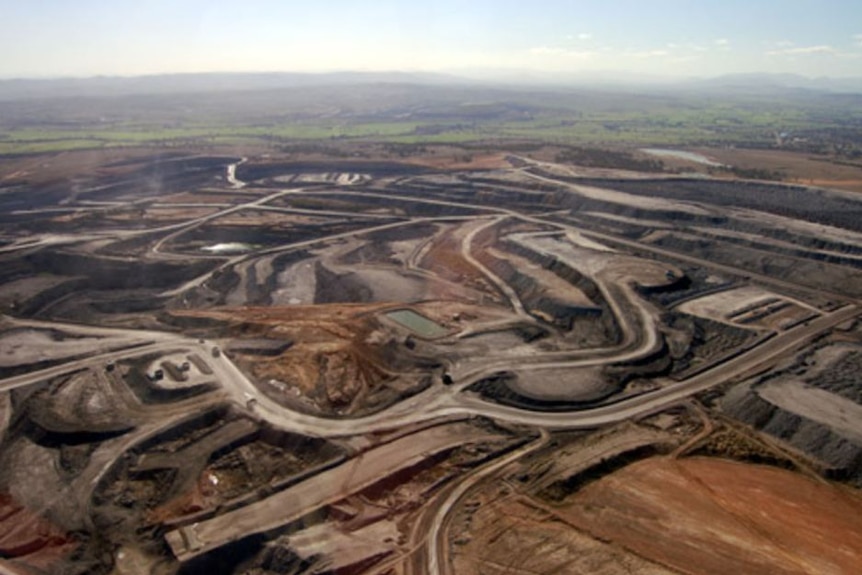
<box><xmin>2</xmin><ymin>69</ymin><xmax>861</xmax><ymax>83</ymax></box>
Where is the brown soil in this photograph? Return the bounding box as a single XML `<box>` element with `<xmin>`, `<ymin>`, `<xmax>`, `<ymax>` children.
<box><xmin>418</xmin><ymin>226</ymin><xmax>495</xmax><ymax>297</ymax></box>
<box><xmin>450</xmin><ymin>487</ymin><xmax>674</xmax><ymax>574</ymax></box>
<box><xmin>0</xmin><ymin>493</ymin><xmax>77</xmax><ymax>570</ymax></box>
<box><xmin>145</xmin><ymin>476</ymin><xmax>209</xmax><ymax>525</ymax></box>
<box><xmin>695</xmin><ymin>148</ymin><xmax>862</xmax><ymax>193</ymax></box>
<box><xmin>556</xmin><ymin>456</ymin><xmax>862</xmax><ymax>575</ymax></box>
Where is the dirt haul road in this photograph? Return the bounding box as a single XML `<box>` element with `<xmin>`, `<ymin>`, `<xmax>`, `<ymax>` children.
<box><xmin>165</xmin><ymin>421</ymin><xmax>505</xmax><ymax>561</ymax></box>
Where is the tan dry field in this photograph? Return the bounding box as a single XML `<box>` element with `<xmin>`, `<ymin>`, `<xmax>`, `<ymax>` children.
<box><xmin>557</xmin><ymin>456</ymin><xmax>862</xmax><ymax>575</ymax></box>
<box><xmin>405</xmin><ymin>151</ymin><xmax>512</xmax><ymax>171</ymax></box>
<box><xmin>695</xmin><ymin>148</ymin><xmax>862</xmax><ymax>193</ymax></box>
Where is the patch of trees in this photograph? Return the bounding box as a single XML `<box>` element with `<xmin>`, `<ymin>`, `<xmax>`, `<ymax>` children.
<box><xmin>710</xmin><ymin>165</ymin><xmax>784</xmax><ymax>181</ymax></box>
<box><xmin>381</xmin><ymin>142</ymin><xmax>427</xmax><ymax>157</ymax></box>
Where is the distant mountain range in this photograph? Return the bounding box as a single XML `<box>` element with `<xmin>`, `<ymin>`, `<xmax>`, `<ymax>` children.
<box><xmin>0</xmin><ymin>72</ymin><xmax>466</xmax><ymax>101</ymax></box>
<box><xmin>1</xmin><ymin>70</ymin><xmax>861</xmax><ymax>101</ymax></box>
<box><xmin>685</xmin><ymin>73</ymin><xmax>862</xmax><ymax>94</ymax></box>
<box><xmin>455</xmin><ymin>70</ymin><xmax>862</xmax><ymax>93</ymax></box>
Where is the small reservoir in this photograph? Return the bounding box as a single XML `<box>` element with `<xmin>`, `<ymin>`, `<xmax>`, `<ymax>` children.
<box><xmin>201</xmin><ymin>242</ymin><xmax>255</xmax><ymax>254</ymax></box>
<box><xmin>385</xmin><ymin>309</ymin><xmax>449</xmax><ymax>339</ymax></box>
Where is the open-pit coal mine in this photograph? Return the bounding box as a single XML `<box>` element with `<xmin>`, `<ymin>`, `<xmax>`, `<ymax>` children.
<box><xmin>1</xmin><ymin>146</ymin><xmax>861</xmax><ymax>575</ymax></box>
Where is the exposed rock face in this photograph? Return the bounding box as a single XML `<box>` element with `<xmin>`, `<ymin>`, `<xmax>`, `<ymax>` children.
<box><xmin>319</xmin><ymin>351</ymin><xmax>364</xmax><ymax>407</ymax></box>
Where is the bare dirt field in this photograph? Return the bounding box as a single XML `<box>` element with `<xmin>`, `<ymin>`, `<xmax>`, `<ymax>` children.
<box><xmin>406</xmin><ymin>151</ymin><xmax>512</xmax><ymax>171</ymax></box>
<box><xmin>696</xmin><ymin>148</ymin><xmax>862</xmax><ymax>193</ymax></box>
<box><xmin>450</xmin><ymin>482</ymin><xmax>675</xmax><ymax>574</ymax></box>
<box><xmin>554</xmin><ymin>456</ymin><xmax>862</xmax><ymax>575</ymax></box>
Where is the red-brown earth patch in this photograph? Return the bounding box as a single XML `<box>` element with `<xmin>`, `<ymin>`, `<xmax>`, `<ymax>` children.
<box><xmin>558</xmin><ymin>456</ymin><xmax>862</xmax><ymax>575</ymax></box>
<box><xmin>0</xmin><ymin>493</ymin><xmax>77</xmax><ymax>572</ymax></box>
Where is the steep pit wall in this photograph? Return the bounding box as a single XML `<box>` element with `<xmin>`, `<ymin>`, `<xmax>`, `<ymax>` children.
<box><xmin>481</xmin><ymin>255</ymin><xmax>602</xmax><ymax>330</ymax></box>
<box><xmin>499</xmin><ymin>239</ymin><xmax>622</xmax><ymax>342</ymax></box>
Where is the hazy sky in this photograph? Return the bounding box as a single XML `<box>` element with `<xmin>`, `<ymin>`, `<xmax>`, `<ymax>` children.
<box><xmin>2</xmin><ymin>0</ymin><xmax>861</xmax><ymax>78</ymax></box>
